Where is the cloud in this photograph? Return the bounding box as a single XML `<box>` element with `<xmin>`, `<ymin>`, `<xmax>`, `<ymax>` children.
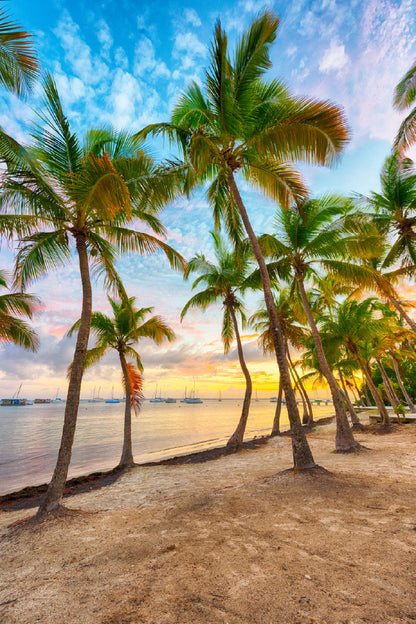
<box><xmin>105</xmin><ymin>69</ymin><xmax>142</xmax><ymax>130</ymax></box>
<box><xmin>97</xmin><ymin>19</ymin><xmax>113</xmax><ymax>58</ymax></box>
<box><xmin>184</xmin><ymin>9</ymin><xmax>202</xmax><ymax>27</ymax></box>
<box><xmin>319</xmin><ymin>41</ymin><xmax>349</xmax><ymax>73</ymax></box>
<box><xmin>172</xmin><ymin>31</ymin><xmax>207</xmax><ymax>72</ymax></box>
<box><xmin>134</xmin><ymin>37</ymin><xmax>171</xmax><ymax>80</ymax></box>
<box><xmin>54</xmin><ymin>72</ymin><xmax>90</xmax><ymax>107</ymax></box>
<box><xmin>54</xmin><ymin>11</ymin><xmax>109</xmax><ymax>86</ymax></box>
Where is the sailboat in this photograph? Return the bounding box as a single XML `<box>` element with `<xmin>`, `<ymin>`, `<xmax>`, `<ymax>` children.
<box><xmin>106</xmin><ymin>385</ymin><xmax>120</xmax><ymax>403</ymax></box>
<box><xmin>88</xmin><ymin>387</ymin><xmax>104</xmax><ymax>402</ymax></box>
<box><xmin>149</xmin><ymin>384</ymin><xmax>164</xmax><ymax>403</ymax></box>
<box><xmin>53</xmin><ymin>388</ymin><xmax>62</xmax><ymax>402</ymax></box>
<box><xmin>183</xmin><ymin>380</ymin><xmax>203</xmax><ymax>404</ymax></box>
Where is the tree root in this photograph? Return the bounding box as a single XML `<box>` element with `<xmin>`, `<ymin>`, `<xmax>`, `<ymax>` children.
<box><xmin>278</xmin><ymin>464</ymin><xmax>332</xmax><ymax>477</ymax></box>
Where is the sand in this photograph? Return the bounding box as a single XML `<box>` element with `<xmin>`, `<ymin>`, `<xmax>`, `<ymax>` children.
<box><xmin>1</xmin><ymin>419</ymin><xmax>415</xmax><ymax>624</ymax></box>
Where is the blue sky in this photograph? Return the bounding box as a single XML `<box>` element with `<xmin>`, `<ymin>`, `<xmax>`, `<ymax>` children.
<box><xmin>0</xmin><ymin>0</ymin><xmax>415</xmax><ymax>399</ymax></box>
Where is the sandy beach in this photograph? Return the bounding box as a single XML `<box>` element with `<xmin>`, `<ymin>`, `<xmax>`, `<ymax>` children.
<box><xmin>1</xmin><ymin>418</ymin><xmax>416</xmax><ymax>624</ymax></box>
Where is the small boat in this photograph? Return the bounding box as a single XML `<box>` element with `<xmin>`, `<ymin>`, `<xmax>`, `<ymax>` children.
<box><xmin>1</xmin><ymin>398</ymin><xmax>27</xmax><ymax>406</ymax></box>
<box><xmin>150</xmin><ymin>384</ymin><xmax>164</xmax><ymax>403</ymax></box>
<box><xmin>182</xmin><ymin>380</ymin><xmax>203</xmax><ymax>404</ymax></box>
<box><xmin>88</xmin><ymin>387</ymin><xmax>104</xmax><ymax>402</ymax></box>
<box><xmin>106</xmin><ymin>386</ymin><xmax>120</xmax><ymax>403</ymax></box>
<box><xmin>34</xmin><ymin>398</ymin><xmax>52</xmax><ymax>404</ymax></box>
<box><xmin>165</xmin><ymin>398</ymin><xmax>176</xmax><ymax>403</ymax></box>
<box><xmin>1</xmin><ymin>384</ymin><xmax>28</xmax><ymax>406</ymax></box>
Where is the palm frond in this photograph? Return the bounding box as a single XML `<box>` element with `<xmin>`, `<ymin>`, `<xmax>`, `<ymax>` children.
<box><xmin>394</xmin><ymin>60</ymin><xmax>416</xmax><ymax>110</ymax></box>
<box><xmin>181</xmin><ymin>287</ymin><xmax>219</xmax><ymax>319</ymax></box>
<box><xmin>222</xmin><ymin>305</ymin><xmax>234</xmax><ymax>353</ymax></box>
<box><xmin>14</xmin><ymin>230</ymin><xmax>71</xmax><ymax>289</ymax></box>
<box><xmin>123</xmin><ymin>362</ymin><xmax>144</xmax><ymax>416</ymax></box>
<box><xmin>0</xmin><ymin>315</ymin><xmax>38</xmax><ymax>350</ymax></box>
<box><xmin>0</xmin><ymin>6</ymin><xmax>39</xmax><ymax>96</ymax></box>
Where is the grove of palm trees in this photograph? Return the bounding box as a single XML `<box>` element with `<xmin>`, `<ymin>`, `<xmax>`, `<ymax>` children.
<box><xmin>1</xmin><ymin>5</ymin><xmax>416</xmax><ymax>624</ymax></box>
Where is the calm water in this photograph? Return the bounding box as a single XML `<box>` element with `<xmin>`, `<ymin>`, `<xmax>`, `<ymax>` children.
<box><xmin>0</xmin><ymin>399</ymin><xmax>334</xmax><ymax>495</ymax></box>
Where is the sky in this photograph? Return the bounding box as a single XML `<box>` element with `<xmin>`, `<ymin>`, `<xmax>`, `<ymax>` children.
<box><xmin>0</xmin><ymin>0</ymin><xmax>415</xmax><ymax>399</ymax></box>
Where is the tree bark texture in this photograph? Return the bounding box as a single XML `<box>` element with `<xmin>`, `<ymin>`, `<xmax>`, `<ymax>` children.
<box><xmin>227</xmin><ymin>171</ymin><xmax>315</xmax><ymax>468</ymax></box>
<box><xmin>226</xmin><ymin>304</ymin><xmax>253</xmax><ymax>451</ymax></box>
<box><xmin>295</xmin><ymin>274</ymin><xmax>358</xmax><ymax>451</ymax></box>
<box><xmin>118</xmin><ymin>350</ymin><xmax>135</xmax><ymax>467</ymax></box>
<box><xmin>37</xmin><ymin>234</ymin><xmax>92</xmax><ymax>517</ymax></box>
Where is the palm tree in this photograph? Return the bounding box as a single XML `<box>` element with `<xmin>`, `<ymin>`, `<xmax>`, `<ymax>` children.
<box><xmin>69</xmin><ymin>296</ymin><xmax>174</xmax><ymax>468</ymax></box>
<box><xmin>139</xmin><ymin>11</ymin><xmax>350</xmax><ymax>469</ymax></box>
<box><xmin>259</xmin><ymin>195</ymin><xmax>373</xmax><ymax>451</ymax></box>
<box><xmin>181</xmin><ymin>233</ymin><xmax>254</xmax><ymax>451</ymax></box>
<box><xmin>0</xmin><ymin>75</ymin><xmax>186</xmax><ymax>518</ymax></box>
<box><xmin>0</xmin><ymin>269</ymin><xmax>38</xmax><ymax>350</ymax></box>
<box><xmin>393</xmin><ymin>61</ymin><xmax>416</xmax><ymax>152</ymax></box>
<box><xmin>321</xmin><ymin>299</ymin><xmax>392</xmax><ymax>427</ymax></box>
<box><xmin>357</xmin><ymin>155</ymin><xmax>416</xmax><ymax>332</ymax></box>
<box><xmin>0</xmin><ymin>3</ymin><xmax>39</xmax><ymax>96</ymax></box>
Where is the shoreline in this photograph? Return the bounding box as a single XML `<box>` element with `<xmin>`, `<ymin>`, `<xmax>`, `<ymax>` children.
<box><xmin>0</xmin><ymin>434</ymin><xmax>272</xmax><ymax>512</ymax></box>
<box><xmin>0</xmin><ymin>416</ymin><xmax>336</xmax><ymax>511</ymax></box>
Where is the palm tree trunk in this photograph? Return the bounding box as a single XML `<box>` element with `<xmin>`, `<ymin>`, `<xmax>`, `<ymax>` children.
<box><xmin>352</xmin><ymin>351</ymin><xmax>390</xmax><ymax>426</ymax></box>
<box><xmin>37</xmin><ymin>233</ymin><xmax>92</xmax><ymax>517</ymax></box>
<box><xmin>295</xmin><ymin>274</ymin><xmax>358</xmax><ymax>452</ymax></box>
<box><xmin>375</xmin><ymin>358</ymin><xmax>400</xmax><ymax>408</ymax></box>
<box><xmin>271</xmin><ymin>378</ymin><xmax>282</xmax><ymax>436</ymax></box>
<box><xmin>388</xmin><ymin>294</ymin><xmax>416</xmax><ymax>334</ymax></box>
<box><xmin>363</xmin><ymin>382</ymin><xmax>372</xmax><ymax>407</ymax></box>
<box><xmin>389</xmin><ymin>350</ymin><xmax>416</xmax><ymax>413</ymax></box>
<box><xmin>226</xmin><ymin>304</ymin><xmax>252</xmax><ymax>451</ymax></box>
<box><xmin>287</xmin><ymin>348</ymin><xmax>314</xmax><ymax>426</ymax></box>
<box><xmin>338</xmin><ymin>369</ymin><xmax>361</xmax><ymax>427</ymax></box>
<box><xmin>118</xmin><ymin>350</ymin><xmax>135</xmax><ymax>467</ymax></box>
<box><xmin>352</xmin><ymin>377</ymin><xmax>364</xmax><ymax>407</ymax></box>
<box><xmin>227</xmin><ymin>171</ymin><xmax>315</xmax><ymax>469</ymax></box>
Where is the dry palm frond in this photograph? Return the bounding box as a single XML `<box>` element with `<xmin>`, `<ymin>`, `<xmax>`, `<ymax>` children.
<box><xmin>124</xmin><ymin>362</ymin><xmax>144</xmax><ymax>416</ymax></box>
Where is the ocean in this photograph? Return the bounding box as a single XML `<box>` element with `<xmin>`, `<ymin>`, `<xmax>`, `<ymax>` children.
<box><xmin>0</xmin><ymin>399</ymin><xmax>334</xmax><ymax>496</ymax></box>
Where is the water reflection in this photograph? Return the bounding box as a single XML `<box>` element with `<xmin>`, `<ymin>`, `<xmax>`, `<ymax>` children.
<box><xmin>0</xmin><ymin>400</ymin><xmax>334</xmax><ymax>495</ymax></box>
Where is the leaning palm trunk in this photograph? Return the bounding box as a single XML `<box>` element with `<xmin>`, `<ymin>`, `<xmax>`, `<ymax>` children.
<box><xmin>295</xmin><ymin>274</ymin><xmax>359</xmax><ymax>451</ymax></box>
<box><xmin>389</xmin><ymin>350</ymin><xmax>416</xmax><ymax>413</ymax></box>
<box><xmin>37</xmin><ymin>234</ymin><xmax>92</xmax><ymax>517</ymax></box>
<box><xmin>362</xmin><ymin>383</ymin><xmax>372</xmax><ymax>407</ymax></box>
<box><xmin>352</xmin><ymin>351</ymin><xmax>390</xmax><ymax>426</ymax></box>
<box><xmin>118</xmin><ymin>351</ymin><xmax>134</xmax><ymax>468</ymax></box>
<box><xmin>388</xmin><ymin>294</ymin><xmax>416</xmax><ymax>334</ymax></box>
<box><xmin>338</xmin><ymin>369</ymin><xmax>361</xmax><ymax>427</ymax></box>
<box><xmin>227</xmin><ymin>172</ymin><xmax>315</xmax><ymax>468</ymax></box>
<box><xmin>351</xmin><ymin>378</ymin><xmax>364</xmax><ymax>407</ymax></box>
<box><xmin>287</xmin><ymin>348</ymin><xmax>314</xmax><ymax>426</ymax></box>
<box><xmin>271</xmin><ymin>378</ymin><xmax>283</xmax><ymax>436</ymax></box>
<box><xmin>226</xmin><ymin>304</ymin><xmax>252</xmax><ymax>452</ymax></box>
<box><xmin>376</xmin><ymin>358</ymin><xmax>400</xmax><ymax>409</ymax></box>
